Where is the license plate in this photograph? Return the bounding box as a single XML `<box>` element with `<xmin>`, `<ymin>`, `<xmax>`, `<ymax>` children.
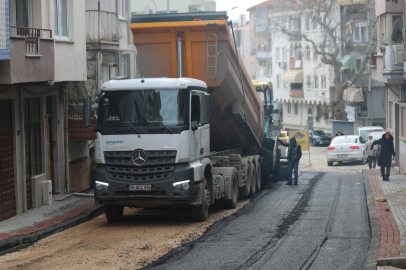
<box><xmin>128</xmin><ymin>185</ymin><xmax>151</xmax><ymax>191</ymax></box>
<box><xmin>337</xmin><ymin>154</ymin><xmax>348</xmax><ymax>158</ymax></box>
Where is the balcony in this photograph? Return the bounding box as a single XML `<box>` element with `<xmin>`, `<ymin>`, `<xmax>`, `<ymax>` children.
<box><xmin>85</xmin><ymin>10</ymin><xmax>123</xmax><ymax>50</ymax></box>
<box><xmin>290</xmin><ymin>59</ymin><xmax>302</xmax><ymax>69</ymax></box>
<box><xmin>256</xmin><ymin>51</ymin><xmax>272</xmax><ymax>58</ymax></box>
<box><xmin>0</xmin><ymin>26</ymin><xmax>54</xmax><ymax>84</ymax></box>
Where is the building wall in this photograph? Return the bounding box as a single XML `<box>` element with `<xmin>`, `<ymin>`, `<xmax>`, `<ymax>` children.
<box><xmin>131</xmin><ymin>0</ymin><xmax>216</xmax><ymax>14</ymax></box>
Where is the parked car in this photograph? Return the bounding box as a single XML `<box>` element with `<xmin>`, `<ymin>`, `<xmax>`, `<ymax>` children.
<box><xmin>309</xmin><ymin>130</ymin><xmax>332</xmax><ymax>146</ymax></box>
<box><xmin>327</xmin><ymin>135</ymin><xmax>366</xmax><ymax>166</ymax></box>
<box><xmin>358</xmin><ymin>126</ymin><xmax>384</xmax><ymax>141</ymax></box>
<box><xmin>369</xmin><ymin>131</ymin><xmax>387</xmax><ymax>141</ymax></box>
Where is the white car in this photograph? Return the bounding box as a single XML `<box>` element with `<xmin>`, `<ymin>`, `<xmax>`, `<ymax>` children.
<box><xmin>327</xmin><ymin>135</ymin><xmax>366</xmax><ymax>166</ymax></box>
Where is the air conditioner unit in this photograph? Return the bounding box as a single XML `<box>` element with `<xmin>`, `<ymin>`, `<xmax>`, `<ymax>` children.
<box><xmin>260</xmin><ymin>60</ymin><xmax>266</xmax><ymax>66</ymax></box>
<box><xmin>385</xmin><ymin>45</ymin><xmax>403</xmax><ymax>71</ymax></box>
<box><xmin>279</xmin><ymin>61</ymin><xmax>286</xmax><ymax>69</ymax></box>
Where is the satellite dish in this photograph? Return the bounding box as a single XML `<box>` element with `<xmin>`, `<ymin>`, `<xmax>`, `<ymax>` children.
<box><xmin>392</xmin><ymin>18</ymin><xmax>403</xmax><ymax>44</ymax></box>
<box><xmin>143</xmin><ymin>1</ymin><xmax>156</xmax><ymax>14</ymax></box>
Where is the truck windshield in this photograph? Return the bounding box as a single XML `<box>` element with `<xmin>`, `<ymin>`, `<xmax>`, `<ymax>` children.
<box><xmin>98</xmin><ymin>89</ymin><xmax>188</xmax><ymax>127</ymax></box>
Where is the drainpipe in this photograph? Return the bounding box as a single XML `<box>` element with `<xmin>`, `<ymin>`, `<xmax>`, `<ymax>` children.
<box><xmin>176</xmin><ymin>32</ymin><xmax>184</xmax><ymax>78</ymax></box>
<box><xmin>64</xmin><ymin>86</ymin><xmax>70</xmax><ymax>194</ymax></box>
<box><xmin>19</xmin><ymin>87</ymin><xmax>27</xmax><ymax>212</ymax></box>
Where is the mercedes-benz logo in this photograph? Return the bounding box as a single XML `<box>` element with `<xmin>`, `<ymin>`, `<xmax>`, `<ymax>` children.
<box><xmin>132</xmin><ymin>149</ymin><xmax>148</xmax><ymax>166</ymax></box>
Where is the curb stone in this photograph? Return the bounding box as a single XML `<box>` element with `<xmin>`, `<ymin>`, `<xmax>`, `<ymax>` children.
<box><xmin>0</xmin><ymin>204</ymin><xmax>104</xmax><ymax>255</ymax></box>
<box><xmin>363</xmin><ymin>169</ymin><xmax>380</xmax><ymax>270</ymax></box>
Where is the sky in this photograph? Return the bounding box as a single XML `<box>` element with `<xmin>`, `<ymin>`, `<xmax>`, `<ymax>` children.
<box><xmin>216</xmin><ymin>0</ymin><xmax>268</xmax><ymax>22</ymax></box>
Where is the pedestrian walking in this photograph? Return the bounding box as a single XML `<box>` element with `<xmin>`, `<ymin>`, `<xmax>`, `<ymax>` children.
<box><xmin>335</xmin><ymin>129</ymin><xmax>343</xmax><ymax>136</ymax></box>
<box><xmin>365</xmin><ymin>135</ymin><xmax>377</xmax><ymax>169</ymax></box>
<box><xmin>278</xmin><ymin>137</ymin><xmax>302</xmax><ymax>185</ymax></box>
<box><xmin>371</xmin><ymin>131</ymin><xmax>396</xmax><ymax>181</ymax></box>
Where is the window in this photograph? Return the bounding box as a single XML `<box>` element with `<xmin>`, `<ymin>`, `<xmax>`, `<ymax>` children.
<box><xmin>312</xmin><ymin>17</ymin><xmax>317</xmax><ymax>30</ymax></box>
<box><xmin>118</xmin><ymin>0</ymin><xmax>126</xmax><ymax>20</ymax></box>
<box><xmin>321</xmin><ymin>75</ymin><xmax>326</xmax><ymax>89</ymax></box>
<box><xmin>402</xmin><ymin>107</ymin><xmax>406</xmax><ymax>137</ymax></box>
<box><xmin>277</xmin><ymin>75</ymin><xmax>281</xmax><ymax>89</ymax></box>
<box><xmin>281</xmin><ymin>19</ymin><xmax>286</xmax><ymax>30</ymax></box>
<box><xmin>314</xmin><ymin>75</ymin><xmax>319</xmax><ymax>89</ymax></box>
<box><xmin>313</xmin><ymin>50</ymin><xmax>318</xmax><ymax>60</ymax></box>
<box><xmin>282</xmin><ymin>48</ymin><xmax>287</xmax><ymax>61</ymax></box>
<box><xmin>306</xmin><ymin>75</ymin><xmax>311</xmax><ymax>90</ymax></box>
<box><xmin>267</xmin><ymin>63</ymin><xmax>272</xmax><ymax>76</ymax></box>
<box><xmin>284</xmin><ymin>82</ymin><xmax>288</xmax><ymax>89</ymax></box>
<box><xmin>24</xmin><ymin>98</ymin><xmax>42</xmax><ymax>177</ymax></box>
<box><xmin>306</xmin><ymin>49</ymin><xmax>310</xmax><ymax>60</ymax></box>
<box><xmin>11</xmin><ymin>0</ymin><xmax>33</xmax><ymax>34</ymax></box>
<box><xmin>276</xmin><ymin>48</ymin><xmax>280</xmax><ymax>61</ymax></box>
<box><xmin>251</xmin><ymin>64</ymin><xmax>255</xmax><ymax>79</ymax></box>
<box><xmin>54</xmin><ymin>0</ymin><xmax>69</xmax><ymax>39</ymax></box>
<box><xmin>251</xmin><ymin>39</ymin><xmax>254</xmax><ymax>49</ymax></box>
<box><xmin>308</xmin><ymin>107</ymin><xmax>313</xmax><ymax>115</ymax></box>
<box><xmin>305</xmin><ymin>17</ymin><xmax>310</xmax><ymax>31</ymax></box>
<box><xmin>320</xmin><ymin>16</ymin><xmax>326</xmax><ymax>30</ymax></box>
<box><xmin>294</xmin><ymin>103</ymin><xmax>298</xmax><ymax>115</ymax></box>
<box><xmin>354</xmin><ymin>26</ymin><xmax>368</xmax><ymax>42</ymax></box>
<box><xmin>389</xmin><ymin>101</ymin><xmax>393</xmax><ymax>129</ymax></box>
<box><xmin>122</xmin><ymin>54</ymin><xmax>129</xmax><ymax>77</ymax></box>
<box><xmin>287</xmin><ymin>102</ymin><xmax>291</xmax><ymax>114</ymax></box>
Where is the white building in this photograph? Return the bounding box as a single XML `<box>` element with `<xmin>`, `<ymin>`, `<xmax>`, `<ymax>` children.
<box><xmin>233</xmin><ymin>15</ymin><xmax>252</xmax><ymax>78</ymax></box>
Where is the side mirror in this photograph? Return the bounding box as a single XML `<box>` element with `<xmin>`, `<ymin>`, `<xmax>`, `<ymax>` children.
<box><xmin>83</xmin><ymin>97</ymin><xmax>92</xmax><ymax>128</ymax></box>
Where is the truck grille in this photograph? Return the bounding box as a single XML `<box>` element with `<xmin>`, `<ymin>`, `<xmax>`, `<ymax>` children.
<box><xmin>104</xmin><ymin>150</ymin><xmax>176</xmax><ymax>182</ymax></box>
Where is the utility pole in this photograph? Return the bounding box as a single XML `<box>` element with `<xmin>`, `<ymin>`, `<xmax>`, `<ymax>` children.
<box><xmin>167</xmin><ymin>0</ymin><xmax>170</xmax><ymax>13</ymax></box>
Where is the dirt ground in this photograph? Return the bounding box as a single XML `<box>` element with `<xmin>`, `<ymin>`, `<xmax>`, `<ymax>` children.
<box><xmin>0</xmin><ymin>199</ymin><xmax>250</xmax><ymax>270</ymax></box>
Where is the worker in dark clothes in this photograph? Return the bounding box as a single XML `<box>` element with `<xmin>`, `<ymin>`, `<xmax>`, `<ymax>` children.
<box><xmin>278</xmin><ymin>137</ymin><xmax>302</xmax><ymax>185</ymax></box>
<box><xmin>371</xmin><ymin>131</ymin><xmax>396</xmax><ymax>181</ymax></box>
<box><xmin>335</xmin><ymin>129</ymin><xmax>343</xmax><ymax>136</ymax></box>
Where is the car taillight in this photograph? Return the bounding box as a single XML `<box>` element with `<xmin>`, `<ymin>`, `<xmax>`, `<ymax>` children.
<box><xmin>350</xmin><ymin>146</ymin><xmax>359</xmax><ymax>149</ymax></box>
<box><xmin>327</xmin><ymin>147</ymin><xmax>335</xmax><ymax>150</ymax></box>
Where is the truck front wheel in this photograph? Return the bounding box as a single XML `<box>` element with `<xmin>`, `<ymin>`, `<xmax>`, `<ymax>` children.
<box><xmin>192</xmin><ymin>180</ymin><xmax>210</xmax><ymax>221</ymax></box>
<box><xmin>104</xmin><ymin>205</ymin><xmax>124</xmax><ymax>223</ymax></box>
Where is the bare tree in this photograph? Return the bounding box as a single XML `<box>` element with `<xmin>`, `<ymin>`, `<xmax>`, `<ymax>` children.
<box><xmin>274</xmin><ymin>0</ymin><xmax>375</xmax><ymax>120</ymax></box>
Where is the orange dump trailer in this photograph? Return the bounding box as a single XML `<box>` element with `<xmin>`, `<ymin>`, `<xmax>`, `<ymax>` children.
<box><xmin>131</xmin><ymin>13</ymin><xmax>264</xmax><ymax>153</ymax></box>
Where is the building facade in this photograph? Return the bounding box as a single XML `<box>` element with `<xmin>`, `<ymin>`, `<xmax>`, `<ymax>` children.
<box><xmin>0</xmin><ymin>0</ymin><xmax>87</xmax><ymax>221</ymax></box>
<box><xmin>131</xmin><ymin>0</ymin><xmax>216</xmax><ymax>15</ymax></box>
<box><xmin>370</xmin><ymin>0</ymin><xmax>406</xmax><ymax>174</ymax></box>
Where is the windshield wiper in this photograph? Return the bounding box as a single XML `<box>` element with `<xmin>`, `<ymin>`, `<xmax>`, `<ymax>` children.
<box><xmin>128</xmin><ymin>123</ymin><xmax>141</xmax><ymax>134</ymax></box>
<box><xmin>142</xmin><ymin>122</ymin><xmax>173</xmax><ymax>133</ymax></box>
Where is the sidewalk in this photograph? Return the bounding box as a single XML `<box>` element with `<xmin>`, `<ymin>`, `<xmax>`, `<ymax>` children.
<box><xmin>0</xmin><ymin>194</ymin><xmax>103</xmax><ymax>254</ymax></box>
<box><xmin>363</xmin><ymin>166</ymin><xmax>406</xmax><ymax>270</ymax></box>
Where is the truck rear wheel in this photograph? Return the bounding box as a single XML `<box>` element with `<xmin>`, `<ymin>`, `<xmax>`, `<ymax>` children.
<box><xmin>104</xmin><ymin>205</ymin><xmax>124</xmax><ymax>223</ymax></box>
<box><xmin>249</xmin><ymin>163</ymin><xmax>256</xmax><ymax>197</ymax></box>
<box><xmin>223</xmin><ymin>173</ymin><xmax>238</xmax><ymax>209</ymax></box>
<box><xmin>255</xmin><ymin>162</ymin><xmax>261</xmax><ymax>192</ymax></box>
<box><xmin>192</xmin><ymin>180</ymin><xmax>210</xmax><ymax>221</ymax></box>
<box><xmin>239</xmin><ymin>164</ymin><xmax>251</xmax><ymax>198</ymax></box>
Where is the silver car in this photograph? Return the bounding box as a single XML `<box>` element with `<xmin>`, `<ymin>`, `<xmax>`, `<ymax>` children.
<box><xmin>326</xmin><ymin>135</ymin><xmax>366</xmax><ymax>166</ymax></box>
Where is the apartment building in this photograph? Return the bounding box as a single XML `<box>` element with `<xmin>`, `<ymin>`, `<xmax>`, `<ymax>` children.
<box><xmin>370</xmin><ymin>0</ymin><xmax>406</xmax><ymax>174</ymax></box>
<box><xmin>0</xmin><ymin>0</ymin><xmax>87</xmax><ymax>221</ymax></box>
<box><xmin>233</xmin><ymin>15</ymin><xmax>251</xmax><ymax>78</ymax></box>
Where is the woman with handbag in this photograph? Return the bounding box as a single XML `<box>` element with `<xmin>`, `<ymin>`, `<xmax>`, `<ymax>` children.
<box><xmin>371</xmin><ymin>131</ymin><xmax>396</xmax><ymax>181</ymax></box>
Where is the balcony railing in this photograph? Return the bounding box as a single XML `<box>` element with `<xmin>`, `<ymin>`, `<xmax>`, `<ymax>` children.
<box><xmin>86</xmin><ymin>10</ymin><xmax>123</xmax><ymax>43</ymax></box>
<box><xmin>9</xmin><ymin>26</ymin><xmax>52</xmax><ymax>54</ymax></box>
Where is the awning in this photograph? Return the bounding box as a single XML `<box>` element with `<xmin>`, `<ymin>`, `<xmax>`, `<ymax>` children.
<box><xmin>341</xmin><ymin>54</ymin><xmax>356</xmax><ymax>70</ymax></box>
<box><xmin>343</xmin><ymin>87</ymin><xmax>364</xmax><ymax>103</ymax></box>
<box><xmin>68</xmin><ymin>119</ymin><xmax>97</xmax><ymax>140</ymax></box>
<box><xmin>282</xmin><ymin>70</ymin><xmax>303</xmax><ymax>83</ymax></box>
<box><xmin>338</xmin><ymin>0</ymin><xmax>367</xmax><ymax>6</ymax></box>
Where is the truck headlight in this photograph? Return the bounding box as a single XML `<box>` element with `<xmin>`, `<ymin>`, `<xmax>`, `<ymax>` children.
<box><xmin>95</xmin><ymin>181</ymin><xmax>109</xmax><ymax>191</ymax></box>
<box><xmin>172</xmin><ymin>180</ymin><xmax>190</xmax><ymax>191</ymax></box>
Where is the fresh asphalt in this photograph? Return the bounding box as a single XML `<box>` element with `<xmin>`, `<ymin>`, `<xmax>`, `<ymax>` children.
<box><xmin>143</xmin><ymin>164</ymin><xmax>371</xmax><ymax>270</ymax></box>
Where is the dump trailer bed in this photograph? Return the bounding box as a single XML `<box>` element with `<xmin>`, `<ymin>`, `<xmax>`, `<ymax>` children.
<box><xmin>131</xmin><ymin>13</ymin><xmax>264</xmax><ymax>153</ymax></box>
